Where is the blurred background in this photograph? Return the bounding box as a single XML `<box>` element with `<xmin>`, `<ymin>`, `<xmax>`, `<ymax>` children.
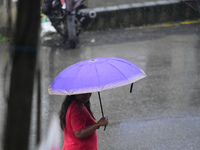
<box><xmin>0</xmin><ymin>0</ymin><xmax>200</xmax><ymax>150</ymax></box>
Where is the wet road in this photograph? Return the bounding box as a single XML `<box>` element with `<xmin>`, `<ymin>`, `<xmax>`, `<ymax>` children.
<box><xmin>40</xmin><ymin>22</ymin><xmax>200</xmax><ymax>150</ymax></box>
<box><xmin>1</xmin><ymin>22</ymin><xmax>200</xmax><ymax>150</ymax></box>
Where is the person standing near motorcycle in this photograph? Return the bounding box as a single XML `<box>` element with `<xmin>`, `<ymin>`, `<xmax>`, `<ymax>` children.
<box><xmin>42</xmin><ymin>0</ymin><xmax>84</xmax><ymax>48</ymax></box>
<box><xmin>42</xmin><ymin>0</ymin><xmax>89</xmax><ymax>48</ymax></box>
<box><xmin>65</xmin><ymin>0</ymin><xmax>85</xmax><ymax>48</ymax></box>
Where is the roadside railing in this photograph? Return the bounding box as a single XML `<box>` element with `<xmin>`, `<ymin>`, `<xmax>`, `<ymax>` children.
<box><xmin>181</xmin><ymin>0</ymin><xmax>200</xmax><ymax>13</ymax></box>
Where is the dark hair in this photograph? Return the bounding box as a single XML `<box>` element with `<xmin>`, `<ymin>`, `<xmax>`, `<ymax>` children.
<box><xmin>59</xmin><ymin>95</ymin><xmax>95</xmax><ymax>130</ymax></box>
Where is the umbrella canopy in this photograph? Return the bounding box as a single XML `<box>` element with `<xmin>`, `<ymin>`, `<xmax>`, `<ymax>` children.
<box><xmin>48</xmin><ymin>57</ymin><xmax>146</xmax><ymax>95</ymax></box>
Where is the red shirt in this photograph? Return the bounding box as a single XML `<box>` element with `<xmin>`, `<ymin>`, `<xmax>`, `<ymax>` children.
<box><xmin>62</xmin><ymin>101</ymin><xmax>97</xmax><ymax>150</ymax></box>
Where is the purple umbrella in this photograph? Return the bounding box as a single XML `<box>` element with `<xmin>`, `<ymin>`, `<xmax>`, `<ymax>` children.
<box><xmin>49</xmin><ymin>57</ymin><xmax>146</xmax><ymax>95</ymax></box>
<box><xmin>48</xmin><ymin>57</ymin><xmax>146</xmax><ymax>129</ymax></box>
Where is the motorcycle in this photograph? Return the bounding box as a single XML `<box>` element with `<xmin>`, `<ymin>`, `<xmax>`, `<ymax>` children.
<box><xmin>48</xmin><ymin>0</ymin><xmax>96</xmax><ymax>48</ymax></box>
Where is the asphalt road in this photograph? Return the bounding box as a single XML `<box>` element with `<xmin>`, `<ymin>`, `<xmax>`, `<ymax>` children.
<box><xmin>1</xmin><ymin>22</ymin><xmax>200</xmax><ymax>150</ymax></box>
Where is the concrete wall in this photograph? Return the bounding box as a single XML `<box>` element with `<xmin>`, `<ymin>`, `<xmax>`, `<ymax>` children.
<box><xmin>83</xmin><ymin>1</ymin><xmax>200</xmax><ymax>31</ymax></box>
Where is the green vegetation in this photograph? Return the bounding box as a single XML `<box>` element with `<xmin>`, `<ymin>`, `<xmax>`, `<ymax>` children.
<box><xmin>0</xmin><ymin>34</ymin><xmax>8</xmax><ymax>42</ymax></box>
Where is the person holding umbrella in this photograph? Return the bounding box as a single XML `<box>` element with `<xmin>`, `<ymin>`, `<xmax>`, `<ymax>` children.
<box><xmin>59</xmin><ymin>93</ymin><xmax>108</xmax><ymax>150</ymax></box>
<box><xmin>49</xmin><ymin>57</ymin><xmax>146</xmax><ymax>149</ymax></box>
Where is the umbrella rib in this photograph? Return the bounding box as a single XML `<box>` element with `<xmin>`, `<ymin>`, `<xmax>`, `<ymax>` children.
<box><xmin>94</xmin><ymin>64</ymin><xmax>101</xmax><ymax>91</ymax></box>
<box><xmin>108</xmin><ymin>62</ymin><xmax>130</xmax><ymax>81</ymax></box>
<box><xmin>108</xmin><ymin>60</ymin><xmax>146</xmax><ymax>84</ymax></box>
<box><xmin>71</xmin><ymin>65</ymin><xmax>83</xmax><ymax>93</ymax></box>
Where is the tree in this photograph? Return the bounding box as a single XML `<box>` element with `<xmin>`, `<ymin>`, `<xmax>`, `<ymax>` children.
<box><xmin>4</xmin><ymin>0</ymin><xmax>41</xmax><ymax>149</ymax></box>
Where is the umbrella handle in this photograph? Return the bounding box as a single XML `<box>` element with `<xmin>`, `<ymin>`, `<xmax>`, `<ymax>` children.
<box><xmin>98</xmin><ymin>92</ymin><xmax>107</xmax><ymax>131</ymax></box>
<box><xmin>98</xmin><ymin>92</ymin><xmax>104</xmax><ymax>117</ymax></box>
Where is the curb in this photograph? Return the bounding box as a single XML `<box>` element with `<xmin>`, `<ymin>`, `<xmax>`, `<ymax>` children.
<box><xmin>80</xmin><ymin>0</ymin><xmax>200</xmax><ymax>31</ymax></box>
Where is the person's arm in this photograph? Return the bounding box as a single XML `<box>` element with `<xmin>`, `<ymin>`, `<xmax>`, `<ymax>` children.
<box><xmin>74</xmin><ymin>116</ymin><xmax>108</xmax><ymax>139</ymax></box>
